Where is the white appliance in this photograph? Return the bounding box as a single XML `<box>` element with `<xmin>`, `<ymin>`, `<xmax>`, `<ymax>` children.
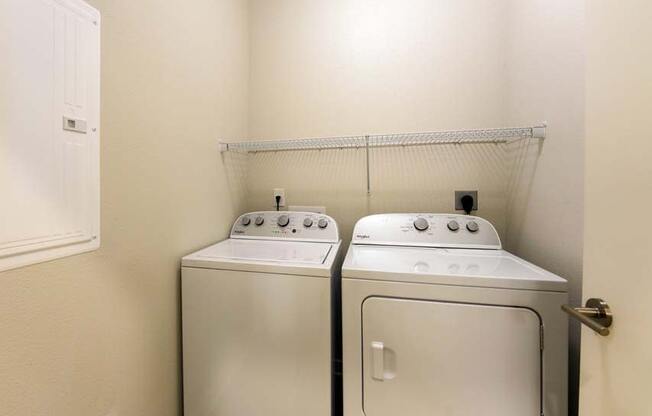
<box><xmin>342</xmin><ymin>214</ymin><xmax>568</xmax><ymax>416</ymax></box>
<box><xmin>182</xmin><ymin>211</ymin><xmax>342</xmax><ymax>416</ymax></box>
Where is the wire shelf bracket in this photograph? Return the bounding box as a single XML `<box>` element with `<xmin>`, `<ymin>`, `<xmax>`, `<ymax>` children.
<box><xmin>219</xmin><ymin>123</ymin><xmax>547</xmax><ymax>193</ymax></box>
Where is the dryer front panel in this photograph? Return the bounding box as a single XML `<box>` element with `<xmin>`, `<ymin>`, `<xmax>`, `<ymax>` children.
<box><xmin>362</xmin><ymin>297</ymin><xmax>541</xmax><ymax>416</ymax></box>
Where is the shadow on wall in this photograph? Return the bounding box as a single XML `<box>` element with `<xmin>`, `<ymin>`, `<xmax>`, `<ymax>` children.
<box><xmin>221</xmin><ymin>140</ymin><xmax>543</xmax><ymax>246</ymax></box>
<box><xmin>222</xmin><ymin>151</ymin><xmax>250</xmax><ymax>216</ymax></box>
<box><xmin>504</xmin><ymin>138</ymin><xmax>544</xmax><ymax>249</ymax></box>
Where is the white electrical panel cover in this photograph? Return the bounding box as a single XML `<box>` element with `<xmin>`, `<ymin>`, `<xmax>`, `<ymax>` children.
<box><xmin>0</xmin><ymin>0</ymin><xmax>100</xmax><ymax>271</ymax></box>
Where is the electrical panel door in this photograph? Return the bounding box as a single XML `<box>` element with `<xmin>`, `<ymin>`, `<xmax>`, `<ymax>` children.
<box><xmin>0</xmin><ymin>0</ymin><xmax>100</xmax><ymax>271</ymax></box>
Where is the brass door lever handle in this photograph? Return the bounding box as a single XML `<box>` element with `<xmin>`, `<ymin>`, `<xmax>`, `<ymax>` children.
<box><xmin>562</xmin><ymin>298</ymin><xmax>613</xmax><ymax>336</ymax></box>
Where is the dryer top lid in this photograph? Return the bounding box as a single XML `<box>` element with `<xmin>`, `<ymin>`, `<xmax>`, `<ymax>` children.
<box><xmin>351</xmin><ymin>214</ymin><xmax>501</xmax><ymax>249</ymax></box>
<box><xmin>342</xmin><ymin>245</ymin><xmax>567</xmax><ymax>292</ymax></box>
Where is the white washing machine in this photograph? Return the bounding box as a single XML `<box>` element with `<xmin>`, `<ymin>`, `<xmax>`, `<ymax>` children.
<box><xmin>342</xmin><ymin>214</ymin><xmax>568</xmax><ymax>416</ymax></box>
<box><xmin>182</xmin><ymin>211</ymin><xmax>343</xmax><ymax>416</ymax></box>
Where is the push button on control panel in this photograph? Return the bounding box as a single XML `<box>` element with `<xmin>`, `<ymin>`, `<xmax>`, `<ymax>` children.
<box><xmin>466</xmin><ymin>221</ymin><xmax>479</xmax><ymax>233</ymax></box>
<box><xmin>277</xmin><ymin>214</ymin><xmax>290</xmax><ymax>227</ymax></box>
<box><xmin>413</xmin><ymin>218</ymin><xmax>429</xmax><ymax>231</ymax></box>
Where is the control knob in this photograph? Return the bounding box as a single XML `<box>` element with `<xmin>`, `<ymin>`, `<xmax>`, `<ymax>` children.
<box><xmin>303</xmin><ymin>218</ymin><xmax>313</xmax><ymax>228</ymax></box>
<box><xmin>240</xmin><ymin>216</ymin><xmax>251</xmax><ymax>226</ymax></box>
<box><xmin>413</xmin><ymin>218</ymin><xmax>429</xmax><ymax>231</ymax></box>
<box><xmin>318</xmin><ymin>218</ymin><xmax>329</xmax><ymax>229</ymax></box>
<box><xmin>255</xmin><ymin>216</ymin><xmax>264</xmax><ymax>226</ymax></box>
<box><xmin>466</xmin><ymin>221</ymin><xmax>479</xmax><ymax>233</ymax></box>
<box><xmin>277</xmin><ymin>214</ymin><xmax>290</xmax><ymax>227</ymax></box>
<box><xmin>447</xmin><ymin>220</ymin><xmax>460</xmax><ymax>231</ymax></box>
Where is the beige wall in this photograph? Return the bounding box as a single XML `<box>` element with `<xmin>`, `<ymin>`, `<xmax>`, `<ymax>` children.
<box><xmin>503</xmin><ymin>1</ymin><xmax>585</xmax><ymax>414</ymax></box>
<box><xmin>246</xmin><ymin>1</ymin><xmax>585</xmax><ymax>413</ymax></box>
<box><xmin>0</xmin><ymin>1</ymin><xmax>586</xmax><ymax>415</ymax></box>
<box><xmin>247</xmin><ymin>0</ymin><xmax>512</xmax><ymax>241</ymax></box>
<box><xmin>0</xmin><ymin>1</ymin><xmax>249</xmax><ymax>415</ymax></box>
<box><xmin>249</xmin><ymin>0</ymin><xmax>510</xmax><ymax>138</ymax></box>
<box><xmin>246</xmin><ymin>0</ymin><xmax>584</xmax><ymax>256</ymax></box>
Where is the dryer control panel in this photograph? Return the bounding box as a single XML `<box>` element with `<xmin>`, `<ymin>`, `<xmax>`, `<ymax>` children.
<box><xmin>230</xmin><ymin>211</ymin><xmax>339</xmax><ymax>243</ymax></box>
<box><xmin>351</xmin><ymin>214</ymin><xmax>501</xmax><ymax>249</ymax></box>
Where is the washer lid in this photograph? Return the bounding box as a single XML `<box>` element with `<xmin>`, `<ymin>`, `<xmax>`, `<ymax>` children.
<box><xmin>182</xmin><ymin>239</ymin><xmax>340</xmax><ymax>277</ymax></box>
<box><xmin>194</xmin><ymin>239</ymin><xmax>333</xmax><ymax>264</ymax></box>
<box><xmin>342</xmin><ymin>245</ymin><xmax>567</xmax><ymax>292</ymax></box>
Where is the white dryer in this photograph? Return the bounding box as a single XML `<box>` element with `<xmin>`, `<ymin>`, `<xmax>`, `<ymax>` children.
<box><xmin>182</xmin><ymin>211</ymin><xmax>343</xmax><ymax>416</ymax></box>
<box><xmin>342</xmin><ymin>214</ymin><xmax>568</xmax><ymax>416</ymax></box>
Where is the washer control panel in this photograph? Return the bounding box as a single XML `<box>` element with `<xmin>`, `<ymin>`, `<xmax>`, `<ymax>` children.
<box><xmin>351</xmin><ymin>214</ymin><xmax>501</xmax><ymax>249</ymax></box>
<box><xmin>231</xmin><ymin>211</ymin><xmax>339</xmax><ymax>243</ymax></box>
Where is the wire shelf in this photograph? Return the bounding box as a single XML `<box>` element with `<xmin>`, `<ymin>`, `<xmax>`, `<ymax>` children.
<box><xmin>219</xmin><ymin>124</ymin><xmax>545</xmax><ymax>153</ymax></box>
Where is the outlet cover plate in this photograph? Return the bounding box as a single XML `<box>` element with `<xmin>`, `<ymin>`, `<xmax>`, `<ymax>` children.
<box><xmin>455</xmin><ymin>190</ymin><xmax>478</xmax><ymax>211</ymax></box>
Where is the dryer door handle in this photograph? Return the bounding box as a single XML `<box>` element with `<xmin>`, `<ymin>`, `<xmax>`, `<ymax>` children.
<box><xmin>371</xmin><ymin>341</ymin><xmax>385</xmax><ymax>380</ymax></box>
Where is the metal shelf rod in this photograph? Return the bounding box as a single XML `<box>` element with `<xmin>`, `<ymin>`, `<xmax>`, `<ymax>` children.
<box><xmin>218</xmin><ymin>124</ymin><xmax>546</xmax><ymax>153</ymax></box>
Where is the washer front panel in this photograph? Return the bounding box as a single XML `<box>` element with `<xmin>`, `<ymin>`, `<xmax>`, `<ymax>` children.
<box><xmin>182</xmin><ymin>268</ymin><xmax>331</xmax><ymax>416</ymax></box>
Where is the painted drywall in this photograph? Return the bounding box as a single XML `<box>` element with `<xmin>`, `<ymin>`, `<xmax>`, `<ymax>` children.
<box><xmin>0</xmin><ymin>1</ymin><xmax>586</xmax><ymax>415</ymax></box>
<box><xmin>247</xmin><ymin>0</ymin><xmax>512</xmax><ymax>241</ymax></box>
<box><xmin>246</xmin><ymin>1</ymin><xmax>585</xmax><ymax>413</ymax></box>
<box><xmin>502</xmin><ymin>1</ymin><xmax>585</xmax><ymax>415</ymax></box>
<box><xmin>0</xmin><ymin>0</ymin><xmax>249</xmax><ymax>415</ymax></box>
<box><xmin>580</xmin><ymin>1</ymin><xmax>652</xmax><ymax>414</ymax></box>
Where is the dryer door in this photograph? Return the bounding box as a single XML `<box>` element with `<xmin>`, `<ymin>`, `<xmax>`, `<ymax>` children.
<box><xmin>362</xmin><ymin>297</ymin><xmax>541</xmax><ymax>416</ymax></box>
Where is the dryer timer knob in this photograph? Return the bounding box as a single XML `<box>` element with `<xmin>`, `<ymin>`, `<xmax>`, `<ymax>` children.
<box><xmin>277</xmin><ymin>214</ymin><xmax>290</xmax><ymax>227</ymax></box>
<box><xmin>466</xmin><ymin>221</ymin><xmax>479</xmax><ymax>233</ymax></box>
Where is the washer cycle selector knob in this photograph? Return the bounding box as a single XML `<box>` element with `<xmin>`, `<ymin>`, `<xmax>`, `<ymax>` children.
<box><xmin>413</xmin><ymin>218</ymin><xmax>429</xmax><ymax>231</ymax></box>
<box><xmin>240</xmin><ymin>216</ymin><xmax>251</xmax><ymax>226</ymax></box>
<box><xmin>255</xmin><ymin>216</ymin><xmax>264</xmax><ymax>226</ymax></box>
<box><xmin>318</xmin><ymin>218</ymin><xmax>329</xmax><ymax>229</ymax></box>
<box><xmin>447</xmin><ymin>220</ymin><xmax>460</xmax><ymax>231</ymax></box>
<box><xmin>277</xmin><ymin>214</ymin><xmax>290</xmax><ymax>227</ymax></box>
<box><xmin>303</xmin><ymin>218</ymin><xmax>313</xmax><ymax>228</ymax></box>
<box><xmin>466</xmin><ymin>221</ymin><xmax>479</xmax><ymax>233</ymax></box>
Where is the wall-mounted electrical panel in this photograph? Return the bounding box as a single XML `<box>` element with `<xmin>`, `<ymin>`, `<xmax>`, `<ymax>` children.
<box><xmin>0</xmin><ymin>0</ymin><xmax>101</xmax><ymax>271</ymax></box>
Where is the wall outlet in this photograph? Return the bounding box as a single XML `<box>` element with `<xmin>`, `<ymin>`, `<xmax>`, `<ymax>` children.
<box><xmin>273</xmin><ymin>188</ymin><xmax>286</xmax><ymax>208</ymax></box>
<box><xmin>455</xmin><ymin>190</ymin><xmax>478</xmax><ymax>211</ymax></box>
<box><xmin>289</xmin><ymin>205</ymin><xmax>326</xmax><ymax>214</ymax></box>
